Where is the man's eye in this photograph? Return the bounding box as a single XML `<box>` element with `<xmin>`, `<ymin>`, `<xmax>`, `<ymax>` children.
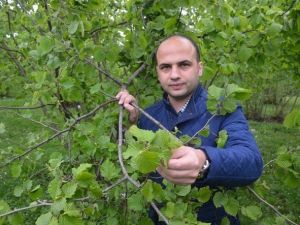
<box><xmin>160</xmin><ymin>65</ymin><xmax>171</xmax><ymax>70</ymax></box>
<box><xmin>180</xmin><ymin>63</ymin><xmax>190</xmax><ymax>69</ymax></box>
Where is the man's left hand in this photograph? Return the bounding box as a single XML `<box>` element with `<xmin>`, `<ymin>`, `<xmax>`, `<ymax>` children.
<box><xmin>157</xmin><ymin>146</ymin><xmax>207</xmax><ymax>185</ymax></box>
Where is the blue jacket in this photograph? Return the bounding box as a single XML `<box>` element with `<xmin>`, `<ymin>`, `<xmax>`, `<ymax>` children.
<box><xmin>138</xmin><ymin>85</ymin><xmax>263</xmax><ymax>224</ymax></box>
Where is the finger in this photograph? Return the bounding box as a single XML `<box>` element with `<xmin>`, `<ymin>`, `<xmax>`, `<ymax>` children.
<box><xmin>157</xmin><ymin>167</ymin><xmax>197</xmax><ymax>184</ymax></box>
<box><xmin>170</xmin><ymin>147</ymin><xmax>188</xmax><ymax>159</ymax></box>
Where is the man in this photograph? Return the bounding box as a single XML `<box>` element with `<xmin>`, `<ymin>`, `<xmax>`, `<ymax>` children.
<box><xmin>116</xmin><ymin>34</ymin><xmax>263</xmax><ymax>224</ymax></box>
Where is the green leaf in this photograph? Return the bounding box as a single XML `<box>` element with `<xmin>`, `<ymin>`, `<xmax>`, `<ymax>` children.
<box><xmin>164</xmin><ymin>202</ymin><xmax>175</xmax><ymax>218</ymax></box>
<box><xmin>62</xmin><ymin>181</ymin><xmax>78</xmax><ymax>198</ymax></box>
<box><xmin>49</xmin><ymin>217</ymin><xmax>59</xmax><ymax>225</ymax></box>
<box><xmin>197</xmin><ymin>126</ymin><xmax>210</xmax><ymax>137</ymax></box>
<box><xmin>90</xmin><ymin>83</ymin><xmax>101</xmax><ymax>94</ymax></box>
<box><xmin>216</xmin><ymin>130</ymin><xmax>228</xmax><ymax>148</ymax></box>
<box><xmin>127</xmin><ymin>125</ymin><xmax>155</xmax><ymax>143</ymax></box>
<box><xmin>8</xmin><ymin>213</ymin><xmax>24</xmax><ymax>225</ymax></box>
<box><xmin>283</xmin><ymin>109</ymin><xmax>300</xmax><ymax>128</ymax></box>
<box><xmin>13</xmin><ymin>186</ymin><xmax>23</xmax><ymax>197</ymax></box>
<box><xmin>10</xmin><ymin>163</ymin><xmax>22</xmax><ymax>178</ymax></box>
<box><xmin>100</xmin><ymin>159</ymin><xmax>120</xmax><ymax>180</ymax></box>
<box><xmin>128</xmin><ymin>193</ymin><xmax>145</xmax><ymax>211</ymax></box>
<box><xmin>48</xmin><ymin>178</ymin><xmax>62</xmax><ymax>199</ymax></box>
<box><xmin>226</xmin><ymin>83</ymin><xmax>252</xmax><ymax>100</ymax></box>
<box><xmin>0</xmin><ymin>200</ymin><xmax>10</xmax><ymax>213</ymax></box>
<box><xmin>51</xmin><ymin>197</ymin><xmax>66</xmax><ymax>215</ymax></box>
<box><xmin>36</xmin><ymin>212</ymin><xmax>52</xmax><ymax>225</ymax></box>
<box><xmin>213</xmin><ymin>191</ymin><xmax>227</xmax><ymax>208</ymax></box>
<box><xmin>59</xmin><ymin>215</ymin><xmax>83</xmax><ymax>225</ymax></box>
<box><xmin>0</xmin><ymin>123</ymin><xmax>6</xmax><ymax>134</ymax></box>
<box><xmin>221</xmin><ymin>217</ymin><xmax>230</xmax><ymax>225</ymax></box>
<box><xmin>241</xmin><ymin>205</ymin><xmax>262</xmax><ymax>221</ymax></box>
<box><xmin>174</xmin><ymin>185</ymin><xmax>191</xmax><ymax>197</ymax></box>
<box><xmin>37</xmin><ymin>37</ymin><xmax>54</xmax><ymax>56</ymax></box>
<box><xmin>141</xmin><ymin>181</ymin><xmax>154</xmax><ymax>202</ymax></box>
<box><xmin>135</xmin><ymin>150</ymin><xmax>160</xmax><ymax>173</ymax></box>
<box><xmin>267</xmin><ymin>22</ymin><xmax>283</xmax><ymax>36</ymax></box>
<box><xmin>223</xmin><ymin>197</ymin><xmax>239</xmax><ymax>216</ymax></box>
<box><xmin>197</xmin><ymin>187</ymin><xmax>212</xmax><ymax>203</ymax></box>
<box><xmin>238</xmin><ymin>46</ymin><xmax>253</xmax><ymax>62</ymax></box>
<box><xmin>208</xmin><ymin>85</ymin><xmax>224</xmax><ymax>99</ymax></box>
<box><xmin>68</xmin><ymin>21</ymin><xmax>79</xmax><ymax>35</ymax></box>
<box><xmin>72</xmin><ymin>163</ymin><xmax>92</xmax><ymax>178</ymax></box>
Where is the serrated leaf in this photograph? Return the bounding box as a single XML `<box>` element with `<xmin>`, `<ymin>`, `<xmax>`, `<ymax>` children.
<box><xmin>216</xmin><ymin>130</ymin><xmax>228</xmax><ymax>148</ymax></box>
<box><xmin>213</xmin><ymin>191</ymin><xmax>227</xmax><ymax>208</ymax></box>
<box><xmin>72</xmin><ymin>163</ymin><xmax>92</xmax><ymax>178</ymax></box>
<box><xmin>174</xmin><ymin>185</ymin><xmax>191</xmax><ymax>196</ymax></box>
<box><xmin>100</xmin><ymin>159</ymin><xmax>119</xmax><ymax>180</ymax></box>
<box><xmin>135</xmin><ymin>151</ymin><xmax>160</xmax><ymax>173</ymax></box>
<box><xmin>221</xmin><ymin>217</ymin><xmax>230</xmax><ymax>225</ymax></box>
<box><xmin>10</xmin><ymin>163</ymin><xmax>22</xmax><ymax>178</ymax></box>
<box><xmin>197</xmin><ymin>126</ymin><xmax>210</xmax><ymax>137</ymax></box>
<box><xmin>51</xmin><ymin>197</ymin><xmax>66</xmax><ymax>215</ymax></box>
<box><xmin>127</xmin><ymin>125</ymin><xmax>155</xmax><ymax>142</ymax></box>
<box><xmin>62</xmin><ymin>181</ymin><xmax>77</xmax><ymax>198</ymax></box>
<box><xmin>49</xmin><ymin>217</ymin><xmax>59</xmax><ymax>225</ymax></box>
<box><xmin>164</xmin><ymin>202</ymin><xmax>175</xmax><ymax>218</ymax></box>
<box><xmin>141</xmin><ymin>181</ymin><xmax>154</xmax><ymax>202</ymax></box>
<box><xmin>68</xmin><ymin>21</ymin><xmax>79</xmax><ymax>34</ymax></box>
<box><xmin>0</xmin><ymin>123</ymin><xmax>6</xmax><ymax>134</ymax></box>
<box><xmin>226</xmin><ymin>83</ymin><xmax>252</xmax><ymax>101</ymax></box>
<box><xmin>48</xmin><ymin>178</ymin><xmax>62</xmax><ymax>199</ymax></box>
<box><xmin>197</xmin><ymin>187</ymin><xmax>212</xmax><ymax>203</ymax></box>
<box><xmin>123</xmin><ymin>142</ymin><xmax>142</xmax><ymax>159</ymax></box>
<box><xmin>36</xmin><ymin>212</ymin><xmax>52</xmax><ymax>225</ymax></box>
<box><xmin>208</xmin><ymin>85</ymin><xmax>224</xmax><ymax>99</ymax></box>
<box><xmin>128</xmin><ymin>193</ymin><xmax>145</xmax><ymax>211</ymax></box>
<box><xmin>241</xmin><ymin>205</ymin><xmax>262</xmax><ymax>221</ymax></box>
<box><xmin>238</xmin><ymin>46</ymin><xmax>253</xmax><ymax>62</ymax></box>
<box><xmin>90</xmin><ymin>83</ymin><xmax>101</xmax><ymax>94</ymax></box>
<box><xmin>223</xmin><ymin>197</ymin><xmax>239</xmax><ymax>216</ymax></box>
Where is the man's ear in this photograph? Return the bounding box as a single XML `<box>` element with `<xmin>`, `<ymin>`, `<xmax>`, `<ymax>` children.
<box><xmin>198</xmin><ymin>61</ymin><xmax>203</xmax><ymax>77</ymax></box>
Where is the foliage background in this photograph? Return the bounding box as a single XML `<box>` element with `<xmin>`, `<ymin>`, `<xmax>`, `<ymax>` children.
<box><xmin>0</xmin><ymin>0</ymin><xmax>300</xmax><ymax>225</ymax></box>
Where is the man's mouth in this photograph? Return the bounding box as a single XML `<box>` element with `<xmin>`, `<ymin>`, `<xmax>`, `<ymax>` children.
<box><xmin>169</xmin><ymin>83</ymin><xmax>184</xmax><ymax>90</ymax></box>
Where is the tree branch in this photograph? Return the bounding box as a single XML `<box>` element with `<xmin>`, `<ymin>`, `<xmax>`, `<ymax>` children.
<box><xmin>85</xmin><ymin>59</ymin><xmax>123</xmax><ymax>87</ymax></box>
<box><xmin>90</xmin><ymin>21</ymin><xmax>128</xmax><ymax>36</ymax></box>
<box><xmin>0</xmin><ymin>103</ymin><xmax>55</xmax><ymax>110</ymax></box>
<box><xmin>125</xmin><ymin>63</ymin><xmax>147</xmax><ymax>88</ymax></box>
<box><xmin>0</xmin><ymin>200</ymin><xmax>52</xmax><ymax>218</ymax></box>
<box><xmin>282</xmin><ymin>0</ymin><xmax>297</xmax><ymax>16</ymax></box>
<box><xmin>247</xmin><ymin>187</ymin><xmax>299</xmax><ymax>225</ymax></box>
<box><xmin>0</xmin><ymin>99</ymin><xmax>116</xmax><ymax>168</ymax></box>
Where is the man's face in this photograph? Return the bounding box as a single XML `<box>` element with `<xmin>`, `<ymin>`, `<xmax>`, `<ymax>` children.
<box><xmin>156</xmin><ymin>36</ymin><xmax>202</xmax><ymax>103</ymax></box>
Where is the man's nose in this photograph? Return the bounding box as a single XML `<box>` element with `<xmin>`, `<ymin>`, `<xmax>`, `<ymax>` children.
<box><xmin>170</xmin><ymin>66</ymin><xmax>180</xmax><ymax>79</ymax></box>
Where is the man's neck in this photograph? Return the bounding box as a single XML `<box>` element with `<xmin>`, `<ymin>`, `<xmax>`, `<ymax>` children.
<box><xmin>169</xmin><ymin>95</ymin><xmax>192</xmax><ymax>113</ymax></box>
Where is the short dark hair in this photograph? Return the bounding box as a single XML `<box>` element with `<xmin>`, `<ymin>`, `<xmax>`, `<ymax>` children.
<box><xmin>154</xmin><ymin>34</ymin><xmax>201</xmax><ymax>64</ymax></box>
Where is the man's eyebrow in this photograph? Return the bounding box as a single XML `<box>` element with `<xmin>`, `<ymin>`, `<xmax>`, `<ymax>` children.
<box><xmin>177</xmin><ymin>60</ymin><xmax>192</xmax><ymax>64</ymax></box>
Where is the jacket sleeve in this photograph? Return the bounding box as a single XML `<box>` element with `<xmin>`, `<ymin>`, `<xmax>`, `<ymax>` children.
<box><xmin>195</xmin><ymin>106</ymin><xmax>263</xmax><ymax>187</ymax></box>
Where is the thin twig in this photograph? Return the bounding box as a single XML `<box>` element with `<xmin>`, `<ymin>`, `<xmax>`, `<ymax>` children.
<box><xmin>13</xmin><ymin>112</ymin><xmax>60</xmax><ymax>132</ymax></box>
<box><xmin>103</xmin><ymin>176</ymin><xmax>127</xmax><ymax>192</ymax></box>
<box><xmin>247</xmin><ymin>187</ymin><xmax>299</xmax><ymax>225</ymax></box>
<box><xmin>263</xmin><ymin>159</ymin><xmax>276</xmax><ymax>168</ymax></box>
<box><xmin>150</xmin><ymin>202</ymin><xmax>169</xmax><ymax>225</ymax></box>
<box><xmin>185</xmin><ymin>114</ymin><xmax>217</xmax><ymax>144</ymax></box>
<box><xmin>117</xmin><ymin>105</ymin><xmax>140</xmax><ymax>187</ymax></box>
<box><xmin>125</xmin><ymin>63</ymin><xmax>147</xmax><ymax>88</ymax></box>
<box><xmin>1</xmin><ymin>99</ymin><xmax>116</xmax><ymax>168</ymax></box>
<box><xmin>0</xmin><ymin>104</ymin><xmax>55</xmax><ymax>110</ymax></box>
<box><xmin>0</xmin><ymin>201</ymin><xmax>52</xmax><ymax>218</ymax></box>
<box><xmin>130</xmin><ymin>103</ymin><xmax>170</xmax><ymax>133</ymax></box>
<box><xmin>85</xmin><ymin>59</ymin><xmax>123</xmax><ymax>87</ymax></box>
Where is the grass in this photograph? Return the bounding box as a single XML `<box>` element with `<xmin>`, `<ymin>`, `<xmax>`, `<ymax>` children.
<box><xmin>0</xmin><ymin>98</ymin><xmax>299</xmax><ymax>224</ymax></box>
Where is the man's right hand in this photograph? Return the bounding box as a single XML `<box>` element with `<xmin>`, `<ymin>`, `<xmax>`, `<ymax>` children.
<box><xmin>116</xmin><ymin>90</ymin><xmax>139</xmax><ymax>123</ymax></box>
